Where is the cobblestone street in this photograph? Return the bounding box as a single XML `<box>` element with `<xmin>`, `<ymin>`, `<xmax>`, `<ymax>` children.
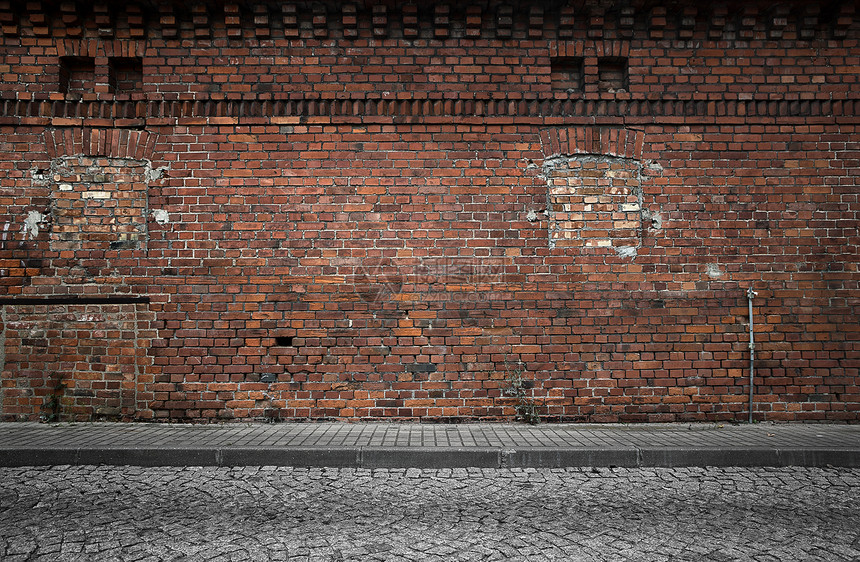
<box><xmin>1</xmin><ymin>466</ymin><xmax>858</xmax><ymax>561</ymax></box>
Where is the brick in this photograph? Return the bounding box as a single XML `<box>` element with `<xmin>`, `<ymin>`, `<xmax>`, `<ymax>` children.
<box><xmin>0</xmin><ymin>0</ymin><xmax>857</xmax><ymax>424</ymax></box>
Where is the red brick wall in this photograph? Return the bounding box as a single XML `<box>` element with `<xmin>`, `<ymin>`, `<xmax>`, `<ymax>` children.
<box><xmin>0</xmin><ymin>1</ymin><xmax>858</xmax><ymax>422</ymax></box>
<box><xmin>1</xmin><ymin>303</ymin><xmax>155</xmax><ymax>421</ymax></box>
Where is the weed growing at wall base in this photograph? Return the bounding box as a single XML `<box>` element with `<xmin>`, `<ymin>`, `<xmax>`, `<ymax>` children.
<box><xmin>504</xmin><ymin>364</ymin><xmax>541</xmax><ymax>425</ymax></box>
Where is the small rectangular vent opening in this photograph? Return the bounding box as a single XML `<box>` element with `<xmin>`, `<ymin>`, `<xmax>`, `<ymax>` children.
<box><xmin>274</xmin><ymin>336</ymin><xmax>294</xmax><ymax>347</ymax></box>
<box><xmin>598</xmin><ymin>57</ymin><xmax>628</xmax><ymax>92</ymax></box>
<box><xmin>59</xmin><ymin>56</ymin><xmax>95</xmax><ymax>95</ymax></box>
<box><xmin>109</xmin><ymin>57</ymin><xmax>143</xmax><ymax>93</ymax></box>
<box><xmin>551</xmin><ymin>57</ymin><xmax>584</xmax><ymax>92</ymax></box>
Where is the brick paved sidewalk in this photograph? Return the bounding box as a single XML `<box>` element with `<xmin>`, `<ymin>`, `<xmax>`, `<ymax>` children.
<box><xmin>1</xmin><ymin>422</ymin><xmax>858</xmax><ymax>468</ymax></box>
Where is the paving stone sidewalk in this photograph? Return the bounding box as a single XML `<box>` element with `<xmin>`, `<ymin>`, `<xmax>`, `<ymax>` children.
<box><xmin>1</xmin><ymin>421</ymin><xmax>858</xmax><ymax>468</ymax></box>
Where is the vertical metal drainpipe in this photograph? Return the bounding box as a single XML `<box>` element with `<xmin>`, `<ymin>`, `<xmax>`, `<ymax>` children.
<box><xmin>747</xmin><ymin>287</ymin><xmax>758</xmax><ymax>423</ymax></box>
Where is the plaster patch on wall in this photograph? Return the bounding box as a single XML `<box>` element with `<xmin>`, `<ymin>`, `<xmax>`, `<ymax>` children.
<box><xmin>616</xmin><ymin>246</ymin><xmax>638</xmax><ymax>258</ymax></box>
<box><xmin>21</xmin><ymin>211</ymin><xmax>46</xmax><ymax>240</ymax></box>
<box><xmin>645</xmin><ymin>160</ymin><xmax>664</xmax><ymax>174</ymax></box>
<box><xmin>151</xmin><ymin>209</ymin><xmax>170</xmax><ymax>225</ymax></box>
<box><xmin>643</xmin><ymin>209</ymin><xmax>663</xmax><ymax>231</ymax></box>
<box><xmin>146</xmin><ymin>166</ymin><xmax>167</xmax><ymax>182</ymax></box>
<box><xmin>81</xmin><ymin>191</ymin><xmax>111</xmax><ymax>199</ymax></box>
<box><xmin>29</xmin><ymin>167</ymin><xmax>50</xmax><ymax>183</ymax></box>
<box><xmin>706</xmin><ymin>263</ymin><xmax>723</xmax><ymax>279</ymax></box>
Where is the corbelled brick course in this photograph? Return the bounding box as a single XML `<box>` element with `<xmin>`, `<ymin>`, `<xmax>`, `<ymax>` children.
<box><xmin>0</xmin><ymin>1</ymin><xmax>857</xmax><ymax>423</ymax></box>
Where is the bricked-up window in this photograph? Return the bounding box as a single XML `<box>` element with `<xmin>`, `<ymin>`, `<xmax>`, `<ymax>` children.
<box><xmin>108</xmin><ymin>57</ymin><xmax>143</xmax><ymax>93</ymax></box>
<box><xmin>50</xmin><ymin>157</ymin><xmax>149</xmax><ymax>252</ymax></box>
<box><xmin>545</xmin><ymin>155</ymin><xmax>642</xmax><ymax>253</ymax></box>
<box><xmin>551</xmin><ymin>57</ymin><xmax>584</xmax><ymax>92</ymax></box>
<box><xmin>59</xmin><ymin>56</ymin><xmax>95</xmax><ymax>94</ymax></box>
<box><xmin>598</xmin><ymin>57</ymin><xmax>628</xmax><ymax>92</ymax></box>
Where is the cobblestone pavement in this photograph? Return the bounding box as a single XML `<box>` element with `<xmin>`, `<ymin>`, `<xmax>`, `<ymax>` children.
<box><xmin>1</xmin><ymin>466</ymin><xmax>858</xmax><ymax>561</ymax></box>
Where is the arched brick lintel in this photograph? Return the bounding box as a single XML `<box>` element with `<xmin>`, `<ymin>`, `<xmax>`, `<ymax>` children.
<box><xmin>56</xmin><ymin>39</ymin><xmax>145</xmax><ymax>58</ymax></box>
<box><xmin>45</xmin><ymin>128</ymin><xmax>158</xmax><ymax>160</ymax></box>
<box><xmin>540</xmin><ymin>127</ymin><xmax>644</xmax><ymax>160</ymax></box>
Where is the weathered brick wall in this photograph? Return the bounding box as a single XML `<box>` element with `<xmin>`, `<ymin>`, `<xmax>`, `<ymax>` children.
<box><xmin>1</xmin><ymin>303</ymin><xmax>155</xmax><ymax>420</ymax></box>
<box><xmin>0</xmin><ymin>1</ymin><xmax>857</xmax><ymax>422</ymax></box>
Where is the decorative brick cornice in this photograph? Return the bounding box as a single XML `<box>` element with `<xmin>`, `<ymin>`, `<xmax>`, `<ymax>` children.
<box><xmin>540</xmin><ymin>126</ymin><xmax>644</xmax><ymax>160</ymax></box>
<box><xmin>44</xmin><ymin>128</ymin><xmax>157</xmax><ymax>160</ymax></box>
<box><xmin>3</xmin><ymin>96</ymin><xmax>856</xmax><ymax>128</ymax></box>
<box><xmin>1</xmin><ymin>1</ymin><xmax>856</xmax><ymax>42</ymax></box>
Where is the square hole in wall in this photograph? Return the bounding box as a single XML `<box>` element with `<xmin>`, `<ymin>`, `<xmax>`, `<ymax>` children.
<box><xmin>598</xmin><ymin>57</ymin><xmax>628</xmax><ymax>92</ymax></box>
<box><xmin>551</xmin><ymin>57</ymin><xmax>584</xmax><ymax>92</ymax></box>
<box><xmin>109</xmin><ymin>57</ymin><xmax>143</xmax><ymax>93</ymax></box>
<box><xmin>274</xmin><ymin>336</ymin><xmax>294</xmax><ymax>347</ymax></box>
<box><xmin>59</xmin><ymin>56</ymin><xmax>95</xmax><ymax>94</ymax></box>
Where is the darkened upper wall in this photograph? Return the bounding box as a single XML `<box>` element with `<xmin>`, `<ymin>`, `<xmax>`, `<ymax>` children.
<box><xmin>0</xmin><ymin>1</ymin><xmax>857</xmax><ymax>98</ymax></box>
<box><xmin>0</xmin><ymin>1</ymin><xmax>855</xmax><ymax>43</ymax></box>
<box><xmin>0</xmin><ymin>1</ymin><xmax>857</xmax><ymax>131</ymax></box>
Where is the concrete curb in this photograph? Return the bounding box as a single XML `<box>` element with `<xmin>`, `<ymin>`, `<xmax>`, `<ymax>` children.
<box><xmin>503</xmin><ymin>447</ymin><xmax>639</xmax><ymax>468</ymax></box>
<box><xmin>2</xmin><ymin>446</ymin><xmax>858</xmax><ymax>468</ymax></box>
<box><xmin>361</xmin><ymin>447</ymin><xmax>500</xmax><ymax>468</ymax></box>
